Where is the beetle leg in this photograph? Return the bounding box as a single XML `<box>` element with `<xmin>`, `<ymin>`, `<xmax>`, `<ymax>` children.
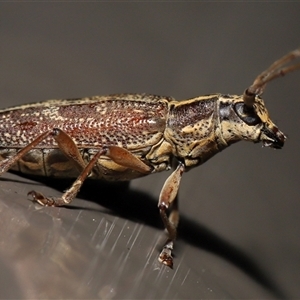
<box><xmin>28</xmin><ymin>148</ymin><xmax>106</xmax><ymax>206</ymax></box>
<box><xmin>105</xmin><ymin>145</ymin><xmax>152</xmax><ymax>174</ymax></box>
<box><xmin>53</xmin><ymin>130</ymin><xmax>152</xmax><ymax>174</ymax></box>
<box><xmin>52</xmin><ymin>129</ymin><xmax>152</xmax><ymax>175</ymax></box>
<box><xmin>158</xmin><ymin>162</ymin><xmax>185</xmax><ymax>268</ymax></box>
<box><xmin>0</xmin><ymin>128</ymin><xmax>87</xmax><ymax>175</ymax></box>
<box><xmin>168</xmin><ymin>194</ymin><xmax>179</xmax><ymax>230</ymax></box>
<box><xmin>0</xmin><ymin>131</ymin><xmax>53</xmax><ymax>174</ymax></box>
<box><xmin>26</xmin><ymin>131</ymin><xmax>151</xmax><ymax>206</ymax></box>
<box><xmin>29</xmin><ymin>145</ymin><xmax>152</xmax><ymax>206</ymax></box>
<box><xmin>1</xmin><ymin>127</ymin><xmax>152</xmax><ymax>207</ymax></box>
<box><xmin>52</xmin><ymin>128</ymin><xmax>86</xmax><ymax>172</ymax></box>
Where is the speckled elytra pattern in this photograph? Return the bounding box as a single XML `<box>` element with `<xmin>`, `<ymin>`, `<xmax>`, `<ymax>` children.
<box><xmin>0</xmin><ymin>94</ymin><xmax>170</xmax><ymax>149</ymax></box>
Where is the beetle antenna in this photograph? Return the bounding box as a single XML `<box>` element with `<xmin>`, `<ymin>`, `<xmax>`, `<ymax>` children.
<box><xmin>243</xmin><ymin>47</ymin><xmax>300</xmax><ymax>108</ymax></box>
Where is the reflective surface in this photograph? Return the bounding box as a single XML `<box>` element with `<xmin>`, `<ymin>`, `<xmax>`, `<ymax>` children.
<box><xmin>0</xmin><ymin>173</ymin><xmax>275</xmax><ymax>299</ymax></box>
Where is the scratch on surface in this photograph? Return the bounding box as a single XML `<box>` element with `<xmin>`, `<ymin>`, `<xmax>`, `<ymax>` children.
<box><xmin>97</xmin><ymin>217</ymin><xmax>117</xmax><ymax>251</ymax></box>
<box><xmin>91</xmin><ymin>218</ymin><xmax>105</xmax><ymax>241</ymax></box>
<box><xmin>105</xmin><ymin>223</ymin><xmax>145</xmax><ymax>292</ymax></box>
<box><xmin>117</xmin><ymin>224</ymin><xmax>143</xmax><ymax>274</ymax></box>
<box><xmin>108</xmin><ymin>220</ymin><xmax>127</xmax><ymax>255</ymax></box>
<box><xmin>66</xmin><ymin>210</ymin><xmax>82</xmax><ymax>239</ymax></box>
<box><xmin>181</xmin><ymin>268</ymin><xmax>191</xmax><ymax>286</ymax></box>
<box><xmin>170</xmin><ymin>258</ymin><xmax>180</xmax><ymax>285</ymax></box>
<box><xmin>147</xmin><ymin>233</ymin><xmax>161</xmax><ymax>266</ymax></box>
<box><xmin>127</xmin><ymin>231</ymin><xmax>162</xmax><ymax>299</ymax></box>
<box><xmin>126</xmin><ymin>222</ymin><xmax>141</xmax><ymax>248</ymax></box>
<box><xmin>153</xmin><ymin>262</ymin><xmax>166</xmax><ymax>285</ymax></box>
<box><xmin>161</xmin><ymin>251</ymin><xmax>183</xmax><ymax>298</ymax></box>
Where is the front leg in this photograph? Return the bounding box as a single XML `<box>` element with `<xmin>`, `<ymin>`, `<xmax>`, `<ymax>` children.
<box><xmin>158</xmin><ymin>161</ymin><xmax>185</xmax><ymax>268</ymax></box>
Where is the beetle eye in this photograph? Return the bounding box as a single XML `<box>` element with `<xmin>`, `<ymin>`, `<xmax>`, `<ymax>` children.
<box><xmin>234</xmin><ymin>103</ymin><xmax>261</xmax><ymax>125</ymax></box>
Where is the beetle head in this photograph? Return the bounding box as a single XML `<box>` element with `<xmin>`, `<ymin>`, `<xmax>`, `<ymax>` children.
<box><xmin>219</xmin><ymin>95</ymin><xmax>286</xmax><ymax>149</ymax></box>
<box><xmin>233</xmin><ymin>96</ymin><xmax>286</xmax><ymax>148</ymax></box>
<box><xmin>220</xmin><ymin>47</ymin><xmax>300</xmax><ymax>148</ymax></box>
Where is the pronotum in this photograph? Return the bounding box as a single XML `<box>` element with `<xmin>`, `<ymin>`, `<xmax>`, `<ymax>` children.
<box><xmin>0</xmin><ymin>48</ymin><xmax>299</xmax><ymax>268</ymax></box>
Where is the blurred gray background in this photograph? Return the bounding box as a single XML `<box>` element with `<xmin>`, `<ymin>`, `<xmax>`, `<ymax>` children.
<box><xmin>0</xmin><ymin>3</ymin><xmax>299</xmax><ymax>299</ymax></box>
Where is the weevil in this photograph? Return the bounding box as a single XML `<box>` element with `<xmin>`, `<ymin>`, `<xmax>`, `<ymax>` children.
<box><xmin>0</xmin><ymin>48</ymin><xmax>300</xmax><ymax>268</ymax></box>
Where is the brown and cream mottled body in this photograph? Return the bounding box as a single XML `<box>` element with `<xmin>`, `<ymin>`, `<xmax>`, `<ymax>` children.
<box><xmin>0</xmin><ymin>93</ymin><xmax>283</xmax><ymax>179</ymax></box>
<box><xmin>0</xmin><ymin>47</ymin><xmax>299</xmax><ymax>268</ymax></box>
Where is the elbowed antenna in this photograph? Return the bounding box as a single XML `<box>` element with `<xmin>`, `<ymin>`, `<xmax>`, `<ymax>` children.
<box><xmin>243</xmin><ymin>47</ymin><xmax>300</xmax><ymax>108</ymax></box>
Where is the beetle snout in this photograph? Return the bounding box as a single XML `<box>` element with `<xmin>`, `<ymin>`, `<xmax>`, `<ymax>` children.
<box><xmin>261</xmin><ymin>125</ymin><xmax>286</xmax><ymax>149</ymax></box>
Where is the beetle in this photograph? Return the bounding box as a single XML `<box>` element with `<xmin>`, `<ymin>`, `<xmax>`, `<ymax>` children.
<box><xmin>0</xmin><ymin>48</ymin><xmax>299</xmax><ymax>268</ymax></box>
